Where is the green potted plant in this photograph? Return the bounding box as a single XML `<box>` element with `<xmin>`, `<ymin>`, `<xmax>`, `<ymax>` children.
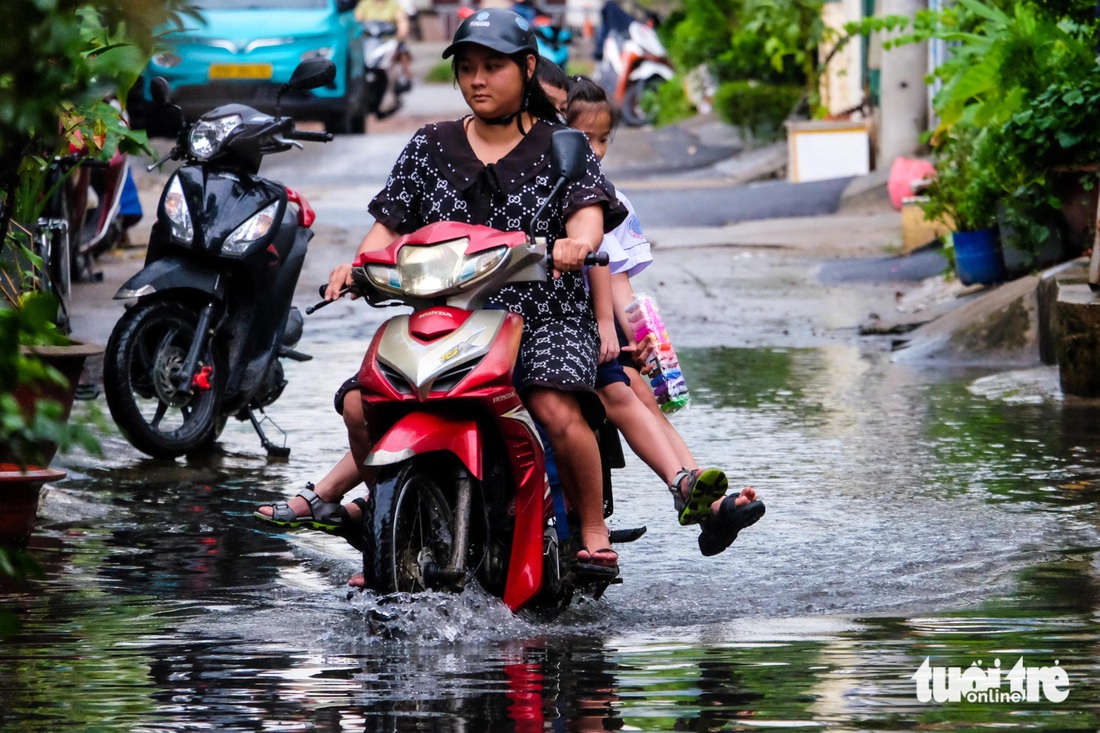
<box><xmin>922</xmin><ymin>125</ymin><xmax>1006</xmax><ymax>285</ymax></box>
<box><xmin>992</xmin><ymin>72</ymin><xmax>1100</xmax><ymax>270</ymax></box>
<box><xmin>0</xmin><ymin>295</ymin><xmax>87</xmax><ymax>545</ymax></box>
<box><xmin>0</xmin><ymin>1</ymin><xmax>189</xmax><ymax>609</ymax></box>
<box><xmin>906</xmin><ymin>0</ymin><xmax>1098</xmax><ymax>273</ymax></box>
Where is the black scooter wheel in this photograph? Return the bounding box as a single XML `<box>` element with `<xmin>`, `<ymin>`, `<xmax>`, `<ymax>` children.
<box><xmin>104</xmin><ymin>299</ymin><xmax>224</xmax><ymax>459</ymax></box>
<box><xmin>621</xmin><ymin>76</ymin><xmax>662</xmax><ymax>127</ymax></box>
<box><xmin>362</xmin><ymin>460</ymin><xmax>457</xmax><ymax>595</ymax></box>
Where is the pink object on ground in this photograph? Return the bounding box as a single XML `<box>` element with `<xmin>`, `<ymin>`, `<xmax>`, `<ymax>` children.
<box><xmin>887</xmin><ymin>157</ymin><xmax>936</xmax><ymax>210</ymax></box>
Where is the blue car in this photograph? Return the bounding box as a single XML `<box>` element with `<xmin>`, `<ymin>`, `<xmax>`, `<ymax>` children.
<box><xmin>130</xmin><ymin>0</ymin><xmax>367</xmax><ymax>135</ymax></box>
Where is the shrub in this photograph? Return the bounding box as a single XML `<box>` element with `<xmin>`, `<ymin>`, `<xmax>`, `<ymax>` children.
<box><xmin>713</xmin><ymin>80</ymin><xmax>803</xmax><ymax>143</ymax></box>
<box><xmin>643</xmin><ymin>77</ymin><xmax>696</xmax><ymax>128</ymax></box>
<box><xmin>424</xmin><ymin>60</ymin><xmax>454</xmax><ymax>84</ymax></box>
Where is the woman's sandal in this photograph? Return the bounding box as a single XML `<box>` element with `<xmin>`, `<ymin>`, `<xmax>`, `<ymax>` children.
<box><xmin>670</xmin><ymin>467</ymin><xmax>729</xmax><ymax>526</ymax></box>
<box><xmin>697</xmin><ymin>491</ymin><xmax>766</xmax><ymax>557</ymax></box>
<box><xmin>253</xmin><ymin>483</ymin><xmax>343</xmax><ymax>532</ymax></box>
<box><xmin>576</xmin><ymin>546</ymin><xmax>619</xmax><ymax>569</ymax></box>
<box><xmin>329</xmin><ymin>497</ymin><xmax>368</xmax><ymax>553</ymax></box>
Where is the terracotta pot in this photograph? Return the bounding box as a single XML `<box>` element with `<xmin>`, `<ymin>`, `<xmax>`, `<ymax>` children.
<box><xmin>11</xmin><ymin>339</ymin><xmax>103</xmax><ymax>465</ymax></box>
<box><xmin>0</xmin><ymin>463</ymin><xmax>66</xmax><ymax>547</ymax></box>
<box><xmin>1050</xmin><ymin>167</ymin><xmax>1099</xmax><ymax>254</ymax></box>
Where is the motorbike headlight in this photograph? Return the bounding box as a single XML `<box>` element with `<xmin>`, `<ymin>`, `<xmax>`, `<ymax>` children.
<box><xmin>366</xmin><ymin>239</ymin><xmax>507</xmax><ymax>297</ymax></box>
<box><xmin>223</xmin><ymin>201</ymin><xmax>279</xmax><ymax>256</ymax></box>
<box><xmin>188</xmin><ymin>113</ymin><xmax>242</xmax><ymax>160</ymax></box>
<box><xmin>152</xmin><ymin>52</ymin><xmax>182</xmax><ymax>68</ymax></box>
<box><xmin>163</xmin><ymin>175</ymin><xmax>193</xmax><ymax>244</ymax></box>
<box><xmin>301</xmin><ymin>47</ymin><xmax>334</xmax><ymax>61</ymax></box>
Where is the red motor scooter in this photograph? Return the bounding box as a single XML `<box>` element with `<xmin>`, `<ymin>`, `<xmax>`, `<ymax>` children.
<box><xmin>330</xmin><ymin>129</ymin><xmax>645</xmax><ymax>613</ymax></box>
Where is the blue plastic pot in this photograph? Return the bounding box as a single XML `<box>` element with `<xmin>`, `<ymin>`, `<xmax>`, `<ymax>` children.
<box><xmin>952</xmin><ymin>228</ymin><xmax>1006</xmax><ymax>285</ymax></box>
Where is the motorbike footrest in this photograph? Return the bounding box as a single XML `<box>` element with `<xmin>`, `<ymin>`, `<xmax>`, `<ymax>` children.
<box><xmin>609</xmin><ymin>526</ymin><xmax>647</xmax><ymax>544</ymax></box>
<box><xmin>279</xmin><ymin>347</ymin><xmax>313</xmax><ymax>362</ymax></box>
<box><xmin>571</xmin><ymin>562</ymin><xmax>619</xmax><ymax>584</ymax></box>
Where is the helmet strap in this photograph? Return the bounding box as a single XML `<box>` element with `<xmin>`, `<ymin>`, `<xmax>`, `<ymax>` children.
<box><xmin>477</xmin><ymin>78</ymin><xmax>530</xmax><ymax>135</ymax></box>
<box><xmin>470</xmin><ymin>56</ymin><xmax>530</xmax><ymax>133</ymax></box>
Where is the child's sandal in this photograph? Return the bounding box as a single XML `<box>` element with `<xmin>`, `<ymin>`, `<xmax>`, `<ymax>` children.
<box><xmin>670</xmin><ymin>467</ymin><xmax>728</xmax><ymax>526</ymax></box>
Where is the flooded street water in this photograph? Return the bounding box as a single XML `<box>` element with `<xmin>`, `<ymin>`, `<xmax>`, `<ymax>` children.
<box><xmin>5</xmin><ymin>245</ymin><xmax>1100</xmax><ymax>731</ymax></box>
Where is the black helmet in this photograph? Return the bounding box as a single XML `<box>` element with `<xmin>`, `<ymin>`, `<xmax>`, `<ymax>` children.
<box><xmin>442</xmin><ymin>8</ymin><xmax>539</xmax><ymax>59</ymax></box>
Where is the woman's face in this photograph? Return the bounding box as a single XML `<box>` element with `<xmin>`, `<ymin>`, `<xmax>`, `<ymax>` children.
<box><xmin>455</xmin><ymin>46</ymin><xmax>534</xmax><ymax>120</ymax></box>
<box><xmin>570</xmin><ymin>104</ymin><xmax>613</xmax><ymax>161</ymax></box>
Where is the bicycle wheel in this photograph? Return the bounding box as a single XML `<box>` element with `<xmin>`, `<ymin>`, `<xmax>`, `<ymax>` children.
<box><xmin>36</xmin><ymin>186</ymin><xmax>73</xmax><ymax>334</ymax></box>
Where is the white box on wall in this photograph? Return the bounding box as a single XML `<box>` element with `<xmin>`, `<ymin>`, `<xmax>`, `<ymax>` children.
<box><xmin>785</xmin><ymin>119</ymin><xmax>871</xmax><ymax>183</ymax></box>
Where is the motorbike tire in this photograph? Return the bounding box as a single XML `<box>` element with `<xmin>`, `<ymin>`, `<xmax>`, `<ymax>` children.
<box><xmin>104</xmin><ymin>299</ymin><xmax>224</xmax><ymax>459</ymax></box>
<box><xmin>361</xmin><ymin>460</ymin><xmax>457</xmax><ymax>595</ymax></box>
<box><xmin>365</xmin><ymin>72</ymin><xmax>387</xmax><ymax>117</ymax></box>
<box><xmin>621</xmin><ymin>76</ymin><xmax>663</xmax><ymax>127</ymax></box>
<box><xmin>1089</xmin><ymin>234</ymin><xmax>1100</xmax><ymax>293</ymax></box>
<box><xmin>39</xmin><ymin>195</ymin><xmax>73</xmax><ymax>335</ymax></box>
<box><xmin>326</xmin><ymin>77</ymin><xmax>368</xmax><ymax>135</ymax></box>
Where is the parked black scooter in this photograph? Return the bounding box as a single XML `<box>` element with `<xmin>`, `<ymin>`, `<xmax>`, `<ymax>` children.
<box><xmin>104</xmin><ymin>58</ymin><xmax>335</xmax><ymax>459</ymax></box>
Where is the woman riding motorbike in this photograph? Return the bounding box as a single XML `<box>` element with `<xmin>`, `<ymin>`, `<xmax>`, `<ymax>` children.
<box><xmin>258</xmin><ymin>8</ymin><xmax>635</xmax><ymax>572</ymax></box>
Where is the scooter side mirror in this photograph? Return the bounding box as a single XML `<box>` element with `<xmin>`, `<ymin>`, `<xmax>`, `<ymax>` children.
<box><xmin>149</xmin><ymin>76</ymin><xmax>185</xmax><ymax>138</ymax></box>
<box><xmin>150</xmin><ymin>77</ymin><xmax>172</xmax><ymax>108</ymax></box>
<box><xmin>288</xmin><ymin>58</ymin><xmax>337</xmax><ymax>91</ymax></box>
<box><xmin>528</xmin><ymin>129</ymin><xmax>592</xmax><ymax>238</ymax></box>
<box><xmin>550</xmin><ymin>129</ymin><xmax>589</xmax><ymax>183</ymax></box>
<box><xmin>335</xmin><ymin>0</ymin><xmax>357</xmax><ymax>12</ymax></box>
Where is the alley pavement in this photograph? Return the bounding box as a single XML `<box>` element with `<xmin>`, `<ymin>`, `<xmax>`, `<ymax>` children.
<box><xmin>72</xmin><ymin>38</ymin><xmax>914</xmax><ymax>352</ymax></box>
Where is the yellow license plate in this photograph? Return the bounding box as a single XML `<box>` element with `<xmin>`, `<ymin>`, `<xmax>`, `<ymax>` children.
<box><xmin>208</xmin><ymin>63</ymin><xmax>273</xmax><ymax>80</ymax></box>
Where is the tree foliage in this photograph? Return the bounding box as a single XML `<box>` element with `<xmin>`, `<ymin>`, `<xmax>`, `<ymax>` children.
<box><xmin>660</xmin><ymin>0</ymin><xmax>823</xmax><ymax>139</ymax></box>
<box><xmin>0</xmin><ymin>0</ymin><xmax>193</xmax><ymax>191</ymax></box>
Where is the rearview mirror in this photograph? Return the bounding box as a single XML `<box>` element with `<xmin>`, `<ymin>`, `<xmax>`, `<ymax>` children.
<box><xmin>335</xmin><ymin>0</ymin><xmax>357</xmax><ymax>11</ymax></box>
<box><xmin>288</xmin><ymin>58</ymin><xmax>337</xmax><ymax>91</ymax></box>
<box><xmin>150</xmin><ymin>77</ymin><xmax>172</xmax><ymax>108</ymax></box>
<box><xmin>550</xmin><ymin>129</ymin><xmax>589</xmax><ymax>183</ymax></box>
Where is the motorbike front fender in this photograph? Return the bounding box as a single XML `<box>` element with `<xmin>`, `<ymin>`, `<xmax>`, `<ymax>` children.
<box><xmin>629</xmin><ymin>60</ymin><xmax>674</xmax><ymax>83</ymax></box>
<box><xmin>113</xmin><ymin>256</ymin><xmax>222</xmax><ymax>300</ymax></box>
<box><xmin>366</xmin><ymin>411</ymin><xmax>545</xmax><ymax>611</ymax></box>
<box><xmin>365</xmin><ymin>412</ymin><xmax>483</xmax><ymax>480</ymax></box>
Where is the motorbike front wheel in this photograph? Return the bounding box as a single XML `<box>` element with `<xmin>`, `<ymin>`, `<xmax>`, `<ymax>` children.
<box><xmin>104</xmin><ymin>299</ymin><xmax>224</xmax><ymax>459</ymax></box>
<box><xmin>362</xmin><ymin>461</ymin><xmax>458</xmax><ymax>594</ymax></box>
<box><xmin>621</xmin><ymin>76</ymin><xmax>663</xmax><ymax>127</ymax></box>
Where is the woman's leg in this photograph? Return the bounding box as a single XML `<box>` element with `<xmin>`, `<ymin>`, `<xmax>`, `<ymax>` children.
<box><xmin>524</xmin><ymin>387</ymin><xmax>611</xmax><ymax>556</ymax></box>
<box><xmin>256</xmin><ymin>391</ymin><xmax>374</xmax><ymax>520</ymax></box>
<box><xmin>254</xmin><ymin>450</ymin><xmax>360</xmax><ymax>521</ymax></box>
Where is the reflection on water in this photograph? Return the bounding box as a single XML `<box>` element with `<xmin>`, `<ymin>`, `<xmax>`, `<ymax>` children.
<box><xmin>3</xmin><ymin>345</ymin><xmax>1100</xmax><ymax>730</ymax></box>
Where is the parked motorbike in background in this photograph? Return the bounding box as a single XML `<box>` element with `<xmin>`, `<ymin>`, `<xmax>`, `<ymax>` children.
<box><xmin>361</xmin><ymin>20</ymin><xmax>412</xmax><ymax>119</ymax></box>
<box><xmin>70</xmin><ymin>147</ymin><xmax>132</xmax><ymax>282</ymax></box>
<box><xmin>593</xmin><ymin>1</ymin><xmax>673</xmax><ymax>126</ymax></box>
<box><xmin>513</xmin><ymin>1</ymin><xmax>571</xmax><ymax>68</ymax></box>
<box><xmin>319</xmin><ymin>129</ymin><xmax>645</xmax><ymax>613</ymax></box>
<box><xmin>103</xmin><ymin>58</ymin><xmax>336</xmax><ymax>459</ymax></box>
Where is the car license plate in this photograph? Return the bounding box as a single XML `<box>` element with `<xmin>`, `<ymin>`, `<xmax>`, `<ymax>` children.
<box><xmin>208</xmin><ymin>63</ymin><xmax>273</xmax><ymax>80</ymax></box>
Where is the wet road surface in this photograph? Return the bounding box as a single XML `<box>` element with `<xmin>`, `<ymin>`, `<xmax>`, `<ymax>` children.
<box><xmin>5</xmin><ymin>118</ymin><xmax>1100</xmax><ymax>731</ymax></box>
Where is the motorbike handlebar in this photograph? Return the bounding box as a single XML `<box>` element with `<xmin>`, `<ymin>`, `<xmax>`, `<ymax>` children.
<box><xmin>584</xmin><ymin>251</ymin><xmax>610</xmax><ymax>267</ymax></box>
<box><xmin>287</xmin><ymin>129</ymin><xmax>334</xmax><ymax>143</ymax></box>
<box><xmin>307</xmin><ymin>251</ymin><xmax>606</xmax><ymax>315</ymax></box>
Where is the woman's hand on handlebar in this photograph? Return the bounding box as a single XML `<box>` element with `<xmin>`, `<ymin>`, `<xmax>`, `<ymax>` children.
<box><xmin>551</xmin><ymin>237</ymin><xmax>595</xmax><ymax>277</ymax></box>
<box><xmin>326</xmin><ymin>263</ymin><xmax>355</xmax><ymax>301</ymax></box>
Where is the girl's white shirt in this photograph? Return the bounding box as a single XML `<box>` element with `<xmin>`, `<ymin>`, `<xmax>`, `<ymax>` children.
<box><xmin>600</xmin><ymin>190</ymin><xmax>651</xmax><ymax>278</ymax></box>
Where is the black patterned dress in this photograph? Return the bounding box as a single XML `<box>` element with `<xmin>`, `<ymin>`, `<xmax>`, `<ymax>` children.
<box><xmin>364</xmin><ymin>117</ymin><xmax>626</xmax><ymax>423</ymax></box>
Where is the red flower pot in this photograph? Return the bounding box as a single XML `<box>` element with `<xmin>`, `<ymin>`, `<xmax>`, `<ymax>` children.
<box><xmin>0</xmin><ymin>463</ymin><xmax>66</xmax><ymax>547</ymax></box>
